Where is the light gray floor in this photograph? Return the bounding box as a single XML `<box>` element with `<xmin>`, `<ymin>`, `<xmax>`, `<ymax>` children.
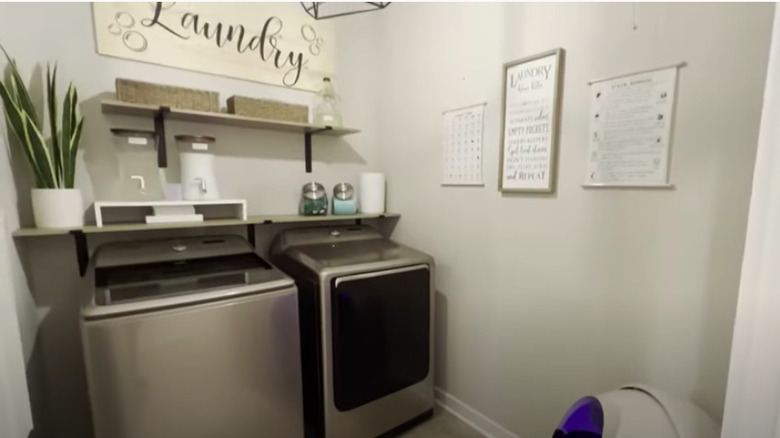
<box><xmin>399</xmin><ymin>407</ymin><xmax>485</xmax><ymax>438</ymax></box>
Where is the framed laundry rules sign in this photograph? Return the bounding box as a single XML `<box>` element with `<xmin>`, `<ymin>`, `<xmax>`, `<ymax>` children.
<box><xmin>92</xmin><ymin>2</ymin><xmax>336</xmax><ymax>91</ymax></box>
<box><xmin>499</xmin><ymin>48</ymin><xmax>564</xmax><ymax>193</ymax></box>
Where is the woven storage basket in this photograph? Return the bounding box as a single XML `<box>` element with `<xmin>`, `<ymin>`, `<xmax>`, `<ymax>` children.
<box><xmin>116</xmin><ymin>78</ymin><xmax>219</xmax><ymax>112</ymax></box>
<box><xmin>227</xmin><ymin>96</ymin><xmax>309</xmax><ymax>123</ymax></box>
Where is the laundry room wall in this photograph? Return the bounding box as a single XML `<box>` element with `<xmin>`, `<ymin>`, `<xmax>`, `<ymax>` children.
<box><xmin>0</xmin><ymin>58</ymin><xmax>36</xmax><ymax>438</ymax></box>
<box><xmin>0</xmin><ymin>212</ymin><xmax>33</xmax><ymax>438</ymax></box>
<box><xmin>0</xmin><ymin>3</ymin><xmax>384</xmax><ymax>436</ymax></box>
<box><xmin>375</xmin><ymin>3</ymin><xmax>773</xmax><ymax>438</ymax></box>
<box><xmin>2</xmin><ymin>3</ymin><xmax>774</xmax><ymax>438</ymax></box>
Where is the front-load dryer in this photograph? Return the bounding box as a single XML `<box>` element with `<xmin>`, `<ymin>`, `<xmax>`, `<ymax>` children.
<box><xmin>81</xmin><ymin>235</ymin><xmax>303</xmax><ymax>438</ymax></box>
<box><xmin>271</xmin><ymin>225</ymin><xmax>435</xmax><ymax>438</ymax></box>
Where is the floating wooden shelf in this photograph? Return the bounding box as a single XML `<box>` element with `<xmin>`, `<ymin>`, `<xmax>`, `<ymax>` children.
<box><xmin>13</xmin><ymin>213</ymin><xmax>400</xmax><ymax>237</ymax></box>
<box><xmin>101</xmin><ymin>100</ymin><xmax>361</xmax><ymax>136</ymax></box>
<box><xmin>14</xmin><ymin>212</ymin><xmax>400</xmax><ymax>277</ymax></box>
<box><xmin>101</xmin><ymin>99</ymin><xmax>359</xmax><ymax>172</ymax></box>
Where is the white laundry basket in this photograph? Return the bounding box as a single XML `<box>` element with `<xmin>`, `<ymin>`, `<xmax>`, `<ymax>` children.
<box><xmin>553</xmin><ymin>384</ymin><xmax>721</xmax><ymax>438</ymax></box>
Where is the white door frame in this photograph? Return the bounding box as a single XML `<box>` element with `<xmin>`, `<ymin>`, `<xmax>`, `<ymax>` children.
<box><xmin>721</xmin><ymin>4</ymin><xmax>780</xmax><ymax>438</ymax></box>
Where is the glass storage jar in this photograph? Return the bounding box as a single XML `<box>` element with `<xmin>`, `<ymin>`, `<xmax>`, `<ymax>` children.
<box><xmin>176</xmin><ymin>135</ymin><xmax>220</xmax><ymax>201</ymax></box>
<box><xmin>300</xmin><ymin>182</ymin><xmax>328</xmax><ymax>216</ymax></box>
<box><xmin>313</xmin><ymin>77</ymin><xmax>343</xmax><ymax>128</ymax></box>
<box><xmin>111</xmin><ymin>129</ymin><xmax>165</xmax><ymax>201</ymax></box>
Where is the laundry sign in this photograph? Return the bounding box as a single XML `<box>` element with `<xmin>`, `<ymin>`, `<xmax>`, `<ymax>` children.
<box><xmin>499</xmin><ymin>48</ymin><xmax>565</xmax><ymax>193</ymax></box>
<box><xmin>92</xmin><ymin>2</ymin><xmax>336</xmax><ymax>91</ymax></box>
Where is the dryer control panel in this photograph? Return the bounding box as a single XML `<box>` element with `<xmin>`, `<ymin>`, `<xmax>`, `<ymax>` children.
<box><xmin>271</xmin><ymin>225</ymin><xmax>383</xmax><ymax>254</ymax></box>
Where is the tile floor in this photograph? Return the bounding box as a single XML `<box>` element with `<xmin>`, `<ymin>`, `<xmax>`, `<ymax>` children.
<box><xmin>399</xmin><ymin>407</ymin><xmax>485</xmax><ymax>438</ymax></box>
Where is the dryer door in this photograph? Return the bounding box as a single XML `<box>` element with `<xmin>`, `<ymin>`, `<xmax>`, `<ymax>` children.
<box><xmin>330</xmin><ymin>265</ymin><xmax>430</xmax><ymax>412</ymax></box>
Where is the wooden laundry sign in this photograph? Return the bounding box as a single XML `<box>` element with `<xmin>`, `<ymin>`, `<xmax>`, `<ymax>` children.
<box><xmin>92</xmin><ymin>2</ymin><xmax>336</xmax><ymax>91</ymax></box>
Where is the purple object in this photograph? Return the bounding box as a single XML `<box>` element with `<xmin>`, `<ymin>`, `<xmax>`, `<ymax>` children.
<box><xmin>556</xmin><ymin>396</ymin><xmax>604</xmax><ymax>436</ymax></box>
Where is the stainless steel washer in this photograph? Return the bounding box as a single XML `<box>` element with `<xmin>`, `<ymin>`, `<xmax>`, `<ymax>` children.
<box><xmin>271</xmin><ymin>225</ymin><xmax>435</xmax><ymax>438</ymax></box>
<box><xmin>81</xmin><ymin>235</ymin><xmax>303</xmax><ymax>438</ymax></box>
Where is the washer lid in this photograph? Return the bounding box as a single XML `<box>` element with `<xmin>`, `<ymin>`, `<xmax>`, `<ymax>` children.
<box><xmin>94</xmin><ymin>252</ymin><xmax>276</xmax><ymax>305</ymax></box>
<box><xmin>87</xmin><ymin>251</ymin><xmax>292</xmax><ymax>317</ymax></box>
<box><xmin>85</xmin><ymin>235</ymin><xmax>294</xmax><ymax>319</ymax></box>
<box><xmin>94</xmin><ymin>235</ymin><xmax>255</xmax><ymax>268</ymax></box>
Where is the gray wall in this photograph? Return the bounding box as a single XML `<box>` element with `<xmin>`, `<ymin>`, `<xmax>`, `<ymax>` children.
<box><xmin>375</xmin><ymin>3</ymin><xmax>773</xmax><ymax>437</ymax></box>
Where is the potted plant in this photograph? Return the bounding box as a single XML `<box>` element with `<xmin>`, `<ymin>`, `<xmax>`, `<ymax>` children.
<box><xmin>0</xmin><ymin>48</ymin><xmax>85</xmax><ymax>228</ymax></box>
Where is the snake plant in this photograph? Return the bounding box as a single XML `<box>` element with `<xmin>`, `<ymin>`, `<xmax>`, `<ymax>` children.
<box><xmin>0</xmin><ymin>46</ymin><xmax>84</xmax><ymax>189</ymax></box>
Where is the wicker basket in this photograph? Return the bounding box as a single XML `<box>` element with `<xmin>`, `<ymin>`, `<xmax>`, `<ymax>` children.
<box><xmin>116</xmin><ymin>78</ymin><xmax>219</xmax><ymax>112</ymax></box>
<box><xmin>227</xmin><ymin>96</ymin><xmax>309</xmax><ymax>123</ymax></box>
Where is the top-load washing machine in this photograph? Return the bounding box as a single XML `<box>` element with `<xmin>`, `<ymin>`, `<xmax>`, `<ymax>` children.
<box><xmin>271</xmin><ymin>225</ymin><xmax>435</xmax><ymax>438</ymax></box>
<box><xmin>81</xmin><ymin>235</ymin><xmax>304</xmax><ymax>438</ymax></box>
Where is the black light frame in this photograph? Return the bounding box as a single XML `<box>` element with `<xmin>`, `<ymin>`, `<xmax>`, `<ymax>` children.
<box><xmin>300</xmin><ymin>2</ymin><xmax>391</xmax><ymax>20</ymax></box>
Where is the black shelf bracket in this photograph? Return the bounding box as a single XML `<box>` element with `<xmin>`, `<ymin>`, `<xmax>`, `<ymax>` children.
<box><xmin>154</xmin><ymin>106</ymin><xmax>171</xmax><ymax>168</ymax></box>
<box><xmin>246</xmin><ymin>224</ymin><xmax>256</xmax><ymax>248</ymax></box>
<box><xmin>304</xmin><ymin>126</ymin><xmax>333</xmax><ymax>173</ymax></box>
<box><xmin>58</xmin><ymin>213</ymin><xmax>392</xmax><ymax>275</ymax></box>
<box><xmin>70</xmin><ymin>230</ymin><xmax>89</xmax><ymax>277</ymax></box>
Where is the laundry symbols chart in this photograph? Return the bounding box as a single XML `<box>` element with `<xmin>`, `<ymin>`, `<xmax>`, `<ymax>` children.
<box><xmin>441</xmin><ymin>103</ymin><xmax>486</xmax><ymax>186</ymax></box>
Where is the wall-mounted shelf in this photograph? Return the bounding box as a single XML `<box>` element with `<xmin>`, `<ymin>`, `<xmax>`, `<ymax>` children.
<box><xmin>13</xmin><ymin>213</ymin><xmax>399</xmax><ymax>237</ymax></box>
<box><xmin>14</xmin><ymin>213</ymin><xmax>399</xmax><ymax>277</ymax></box>
<box><xmin>101</xmin><ymin>99</ymin><xmax>361</xmax><ymax>172</ymax></box>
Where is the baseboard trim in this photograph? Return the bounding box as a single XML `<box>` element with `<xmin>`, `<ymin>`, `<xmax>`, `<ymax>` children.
<box><xmin>434</xmin><ymin>388</ymin><xmax>521</xmax><ymax>438</ymax></box>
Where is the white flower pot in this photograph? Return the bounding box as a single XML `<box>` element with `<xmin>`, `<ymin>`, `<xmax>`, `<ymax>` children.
<box><xmin>31</xmin><ymin>188</ymin><xmax>84</xmax><ymax>229</ymax></box>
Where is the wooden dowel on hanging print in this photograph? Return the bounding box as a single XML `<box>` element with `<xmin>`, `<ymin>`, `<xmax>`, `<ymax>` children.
<box><xmin>587</xmin><ymin>62</ymin><xmax>688</xmax><ymax>86</ymax></box>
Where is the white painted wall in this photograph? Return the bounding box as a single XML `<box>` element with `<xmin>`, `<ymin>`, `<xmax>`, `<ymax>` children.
<box><xmin>722</xmin><ymin>5</ymin><xmax>780</xmax><ymax>438</ymax></box>
<box><xmin>1</xmin><ymin>3</ymin><xmax>774</xmax><ymax>438</ymax></box>
<box><xmin>0</xmin><ymin>47</ymin><xmax>36</xmax><ymax>438</ymax></box>
<box><xmin>0</xmin><ymin>3</ymin><xmax>383</xmax><ymax>436</ymax></box>
<box><xmin>0</xmin><ymin>212</ymin><xmax>33</xmax><ymax>438</ymax></box>
<box><xmin>376</xmin><ymin>3</ymin><xmax>773</xmax><ymax>437</ymax></box>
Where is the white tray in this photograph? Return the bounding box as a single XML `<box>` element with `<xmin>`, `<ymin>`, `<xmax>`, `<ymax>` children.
<box><xmin>93</xmin><ymin>200</ymin><xmax>247</xmax><ymax>227</ymax></box>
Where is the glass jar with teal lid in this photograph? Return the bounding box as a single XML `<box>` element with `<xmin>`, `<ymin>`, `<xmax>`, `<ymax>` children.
<box><xmin>332</xmin><ymin>182</ymin><xmax>357</xmax><ymax>215</ymax></box>
<box><xmin>300</xmin><ymin>182</ymin><xmax>328</xmax><ymax>216</ymax></box>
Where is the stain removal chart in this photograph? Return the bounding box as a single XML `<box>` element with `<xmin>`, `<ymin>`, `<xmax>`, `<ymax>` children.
<box><xmin>442</xmin><ymin>103</ymin><xmax>486</xmax><ymax>186</ymax></box>
<box><xmin>585</xmin><ymin>65</ymin><xmax>681</xmax><ymax>187</ymax></box>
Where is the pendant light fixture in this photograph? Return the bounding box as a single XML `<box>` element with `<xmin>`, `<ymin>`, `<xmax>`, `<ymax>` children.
<box><xmin>300</xmin><ymin>2</ymin><xmax>391</xmax><ymax>20</ymax></box>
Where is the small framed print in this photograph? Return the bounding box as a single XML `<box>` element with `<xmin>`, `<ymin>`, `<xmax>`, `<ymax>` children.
<box><xmin>499</xmin><ymin>48</ymin><xmax>565</xmax><ymax>193</ymax></box>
